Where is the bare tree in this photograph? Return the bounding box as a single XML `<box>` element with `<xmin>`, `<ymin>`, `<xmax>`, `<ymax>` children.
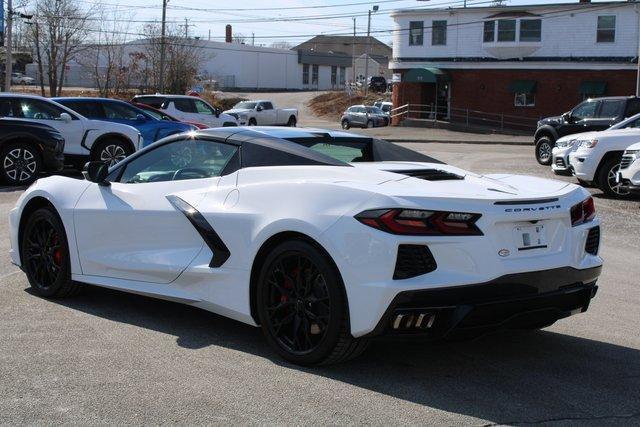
<box><xmin>270</xmin><ymin>41</ymin><xmax>292</xmax><ymax>50</ymax></box>
<box><xmin>26</xmin><ymin>0</ymin><xmax>94</xmax><ymax>96</ymax></box>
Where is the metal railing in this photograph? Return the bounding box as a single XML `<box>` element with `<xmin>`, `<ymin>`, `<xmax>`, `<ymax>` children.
<box><xmin>390</xmin><ymin>103</ymin><xmax>539</xmax><ymax>132</ymax></box>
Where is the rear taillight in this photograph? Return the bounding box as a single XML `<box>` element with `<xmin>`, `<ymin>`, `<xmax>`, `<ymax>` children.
<box><xmin>355</xmin><ymin>209</ymin><xmax>483</xmax><ymax>236</ymax></box>
<box><xmin>570</xmin><ymin>197</ymin><xmax>595</xmax><ymax>226</ymax></box>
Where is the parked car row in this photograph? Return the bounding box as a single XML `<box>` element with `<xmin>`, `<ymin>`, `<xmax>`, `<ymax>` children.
<box><xmin>533</xmin><ymin>96</ymin><xmax>640</xmax><ymax>198</ymax></box>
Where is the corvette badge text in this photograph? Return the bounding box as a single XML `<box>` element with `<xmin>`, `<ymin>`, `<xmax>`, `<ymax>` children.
<box><xmin>505</xmin><ymin>205</ymin><xmax>562</xmax><ymax>213</ymax></box>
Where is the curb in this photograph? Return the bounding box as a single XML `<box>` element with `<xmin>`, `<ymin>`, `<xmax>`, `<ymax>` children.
<box><xmin>385</xmin><ymin>138</ymin><xmax>531</xmax><ymax>146</ymax></box>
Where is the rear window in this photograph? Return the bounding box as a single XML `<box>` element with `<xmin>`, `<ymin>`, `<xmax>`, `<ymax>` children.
<box><xmin>134</xmin><ymin>96</ymin><xmax>165</xmax><ymax>109</ymax></box>
<box><xmin>598</xmin><ymin>100</ymin><xmax>625</xmax><ymax>119</ymax></box>
<box><xmin>59</xmin><ymin>100</ymin><xmax>104</xmax><ymax>118</ymax></box>
<box><xmin>174</xmin><ymin>98</ymin><xmax>196</xmax><ymax>113</ymax></box>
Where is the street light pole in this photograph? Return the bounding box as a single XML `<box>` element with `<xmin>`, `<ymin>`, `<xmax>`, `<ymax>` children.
<box><xmin>159</xmin><ymin>0</ymin><xmax>167</xmax><ymax>93</ymax></box>
<box><xmin>5</xmin><ymin>0</ymin><xmax>13</xmax><ymax>92</ymax></box>
<box><xmin>364</xmin><ymin>5</ymin><xmax>378</xmax><ymax>97</ymax></box>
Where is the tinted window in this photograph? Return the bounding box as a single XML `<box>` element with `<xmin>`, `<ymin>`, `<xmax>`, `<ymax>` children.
<box><xmin>103</xmin><ymin>102</ymin><xmax>140</xmax><ymax>120</ymax></box>
<box><xmin>0</xmin><ymin>99</ymin><xmax>15</xmax><ymax>117</ymax></box>
<box><xmin>174</xmin><ymin>99</ymin><xmax>196</xmax><ymax>113</ymax></box>
<box><xmin>134</xmin><ymin>96</ymin><xmax>165</xmax><ymax>108</ymax></box>
<box><xmin>520</xmin><ymin>19</ymin><xmax>541</xmax><ymax>42</ymax></box>
<box><xmin>261</xmin><ymin>102</ymin><xmax>273</xmax><ymax>110</ymax></box>
<box><xmin>572</xmin><ymin>101</ymin><xmax>599</xmax><ymax>120</ymax></box>
<box><xmin>432</xmin><ymin>20</ymin><xmax>447</xmax><ymax>45</ymax></box>
<box><xmin>625</xmin><ymin>99</ymin><xmax>640</xmax><ymax>117</ymax></box>
<box><xmin>17</xmin><ymin>99</ymin><xmax>66</xmax><ymax>120</ymax></box>
<box><xmin>118</xmin><ymin>139</ymin><xmax>238</xmax><ymax>184</ymax></box>
<box><xmin>597</xmin><ymin>100</ymin><xmax>624</xmax><ymax>119</ymax></box>
<box><xmin>409</xmin><ymin>21</ymin><xmax>423</xmax><ymax>45</ymax></box>
<box><xmin>306</xmin><ymin>141</ymin><xmax>367</xmax><ymax>163</ymax></box>
<box><xmin>61</xmin><ymin>101</ymin><xmax>104</xmax><ymax>118</ymax></box>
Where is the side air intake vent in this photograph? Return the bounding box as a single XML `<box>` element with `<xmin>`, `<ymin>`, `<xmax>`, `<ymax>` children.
<box><xmin>393</xmin><ymin>245</ymin><xmax>437</xmax><ymax>280</ymax></box>
<box><xmin>585</xmin><ymin>226</ymin><xmax>600</xmax><ymax>255</ymax></box>
<box><xmin>388</xmin><ymin>169</ymin><xmax>464</xmax><ymax>181</ymax></box>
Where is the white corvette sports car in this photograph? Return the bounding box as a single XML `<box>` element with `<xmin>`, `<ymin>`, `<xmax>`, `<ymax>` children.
<box><xmin>10</xmin><ymin>127</ymin><xmax>603</xmax><ymax>365</ymax></box>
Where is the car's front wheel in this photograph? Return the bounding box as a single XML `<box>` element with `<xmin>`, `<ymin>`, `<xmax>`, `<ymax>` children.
<box><xmin>597</xmin><ymin>156</ymin><xmax>630</xmax><ymax>198</ymax></box>
<box><xmin>366</xmin><ymin>119</ymin><xmax>374</xmax><ymax>129</ymax></box>
<box><xmin>0</xmin><ymin>142</ymin><xmax>42</xmax><ymax>186</ymax></box>
<box><xmin>92</xmin><ymin>139</ymin><xmax>133</xmax><ymax>167</ymax></box>
<box><xmin>341</xmin><ymin>119</ymin><xmax>350</xmax><ymax>130</ymax></box>
<box><xmin>535</xmin><ymin>137</ymin><xmax>554</xmax><ymax>165</ymax></box>
<box><xmin>21</xmin><ymin>207</ymin><xmax>78</xmax><ymax>298</ymax></box>
<box><xmin>256</xmin><ymin>240</ymin><xmax>368</xmax><ymax>365</ymax></box>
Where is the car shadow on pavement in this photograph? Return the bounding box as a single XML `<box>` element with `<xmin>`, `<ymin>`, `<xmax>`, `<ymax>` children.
<box><xmin>35</xmin><ymin>284</ymin><xmax>640</xmax><ymax>424</ymax></box>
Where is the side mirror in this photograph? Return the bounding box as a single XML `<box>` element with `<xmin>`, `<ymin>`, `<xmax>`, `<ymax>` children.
<box><xmin>256</xmin><ymin>106</ymin><xmax>263</xmax><ymax>112</ymax></box>
<box><xmin>562</xmin><ymin>112</ymin><xmax>572</xmax><ymax>123</ymax></box>
<box><xmin>59</xmin><ymin>112</ymin><xmax>72</xmax><ymax>123</ymax></box>
<box><xmin>215</xmin><ymin>108</ymin><xmax>220</xmax><ymax>118</ymax></box>
<box><xmin>136</xmin><ymin>113</ymin><xmax>146</xmax><ymax>122</ymax></box>
<box><xmin>82</xmin><ymin>161</ymin><xmax>111</xmax><ymax>186</ymax></box>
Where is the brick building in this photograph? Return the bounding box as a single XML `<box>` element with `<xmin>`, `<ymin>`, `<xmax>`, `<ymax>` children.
<box><xmin>389</xmin><ymin>1</ymin><xmax>639</xmax><ymax>125</ymax></box>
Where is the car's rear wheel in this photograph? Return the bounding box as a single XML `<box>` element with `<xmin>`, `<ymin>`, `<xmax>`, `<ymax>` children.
<box><xmin>21</xmin><ymin>208</ymin><xmax>78</xmax><ymax>298</ymax></box>
<box><xmin>341</xmin><ymin>119</ymin><xmax>350</xmax><ymax>130</ymax></box>
<box><xmin>256</xmin><ymin>240</ymin><xmax>368</xmax><ymax>365</ymax></box>
<box><xmin>535</xmin><ymin>137</ymin><xmax>554</xmax><ymax>165</ymax></box>
<box><xmin>92</xmin><ymin>139</ymin><xmax>133</xmax><ymax>167</ymax></box>
<box><xmin>597</xmin><ymin>156</ymin><xmax>630</xmax><ymax>198</ymax></box>
<box><xmin>248</xmin><ymin>118</ymin><xmax>257</xmax><ymax>126</ymax></box>
<box><xmin>0</xmin><ymin>142</ymin><xmax>42</xmax><ymax>186</ymax></box>
<box><xmin>287</xmin><ymin>116</ymin><xmax>297</xmax><ymax>127</ymax></box>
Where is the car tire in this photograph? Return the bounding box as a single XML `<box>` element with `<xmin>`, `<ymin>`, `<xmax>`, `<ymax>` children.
<box><xmin>287</xmin><ymin>116</ymin><xmax>297</xmax><ymax>127</ymax></box>
<box><xmin>256</xmin><ymin>240</ymin><xmax>368</xmax><ymax>366</ymax></box>
<box><xmin>535</xmin><ymin>137</ymin><xmax>554</xmax><ymax>165</ymax></box>
<box><xmin>366</xmin><ymin>120</ymin><xmax>374</xmax><ymax>129</ymax></box>
<box><xmin>91</xmin><ymin>139</ymin><xmax>133</xmax><ymax>167</ymax></box>
<box><xmin>341</xmin><ymin>119</ymin><xmax>350</xmax><ymax>130</ymax></box>
<box><xmin>577</xmin><ymin>178</ymin><xmax>592</xmax><ymax>187</ymax></box>
<box><xmin>248</xmin><ymin>118</ymin><xmax>257</xmax><ymax>126</ymax></box>
<box><xmin>596</xmin><ymin>156</ymin><xmax>630</xmax><ymax>198</ymax></box>
<box><xmin>0</xmin><ymin>142</ymin><xmax>42</xmax><ymax>186</ymax></box>
<box><xmin>20</xmin><ymin>207</ymin><xmax>78</xmax><ymax>298</ymax></box>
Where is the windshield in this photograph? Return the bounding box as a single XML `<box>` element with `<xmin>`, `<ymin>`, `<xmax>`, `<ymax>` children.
<box><xmin>366</xmin><ymin>107</ymin><xmax>383</xmax><ymax>114</ymax></box>
<box><xmin>234</xmin><ymin>102</ymin><xmax>257</xmax><ymax>110</ymax></box>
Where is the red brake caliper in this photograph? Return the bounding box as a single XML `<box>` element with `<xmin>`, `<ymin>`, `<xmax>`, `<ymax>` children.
<box><xmin>52</xmin><ymin>235</ymin><xmax>62</xmax><ymax>266</ymax></box>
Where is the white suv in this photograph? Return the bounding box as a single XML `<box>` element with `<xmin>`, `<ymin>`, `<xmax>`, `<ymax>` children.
<box><xmin>551</xmin><ymin>113</ymin><xmax>640</xmax><ymax>177</ymax></box>
<box><xmin>618</xmin><ymin>142</ymin><xmax>640</xmax><ymax>196</ymax></box>
<box><xmin>568</xmin><ymin>115</ymin><xmax>640</xmax><ymax>197</ymax></box>
<box><xmin>132</xmin><ymin>94</ymin><xmax>237</xmax><ymax>128</ymax></box>
<box><xmin>0</xmin><ymin>94</ymin><xmax>142</xmax><ymax>167</ymax></box>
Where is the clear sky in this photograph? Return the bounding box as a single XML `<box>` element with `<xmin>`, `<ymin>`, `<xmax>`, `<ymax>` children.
<box><xmin>61</xmin><ymin>0</ymin><xmax>614</xmax><ymax>47</ymax></box>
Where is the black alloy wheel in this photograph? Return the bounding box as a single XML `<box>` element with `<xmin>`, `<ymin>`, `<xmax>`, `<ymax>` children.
<box><xmin>257</xmin><ymin>240</ymin><xmax>367</xmax><ymax>365</ymax></box>
<box><xmin>535</xmin><ymin>137</ymin><xmax>554</xmax><ymax>165</ymax></box>
<box><xmin>21</xmin><ymin>208</ymin><xmax>77</xmax><ymax>297</ymax></box>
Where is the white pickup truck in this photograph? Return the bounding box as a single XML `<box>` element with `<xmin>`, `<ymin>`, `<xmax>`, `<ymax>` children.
<box><xmin>224</xmin><ymin>100</ymin><xmax>298</xmax><ymax>127</ymax></box>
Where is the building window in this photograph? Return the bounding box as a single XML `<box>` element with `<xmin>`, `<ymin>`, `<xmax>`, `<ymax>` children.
<box><xmin>519</xmin><ymin>19</ymin><xmax>541</xmax><ymax>42</ymax></box>
<box><xmin>483</xmin><ymin>20</ymin><xmax>495</xmax><ymax>42</ymax></box>
<box><xmin>497</xmin><ymin>19</ymin><xmax>516</xmax><ymax>42</ymax></box>
<box><xmin>432</xmin><ymin>20</ymin><xmax>447</xmax><ymax>45</ymax></box>
<box><xmin>514</xmin><ymin>93</ymin><xmax>535</xmax><ymax>107</ymax></box>
<box><xmin>312</xmin><ymin>64</ymin><xmax>319</xmax><ymax>85</ymax></box>
<box><xmin>597</xmin><ymin>16</ymin><xmax>615</xmax><ymax>43</ymax></box>
<box><xmin>331</xmin><ymin>66</ymin><xmax>337</xmax><ymax>85</ymax></box>
<box><xmin>339</xmin><ymin>66</ymin><xmax>346</xmax><ymax>85</ymax></box>
<box><xmin>409</xmin><ymin>21</ymin><xmax>424</xmax><ymax>46</ymax></box>
<box><xmin>302</xmin><ymin>64</ymin><xmax>309</xmax><ymax>85</ymax></box>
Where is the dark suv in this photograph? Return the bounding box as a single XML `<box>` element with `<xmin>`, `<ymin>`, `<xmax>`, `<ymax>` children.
<box><xmin>368</xmin><ymin>76</ymin><xmax>387</xmax><ymax>93</ymax></box>
<box><xmin>534</xmin><ymin>96</ymin><xmax>640</xmax><ymax>165</ymax></box>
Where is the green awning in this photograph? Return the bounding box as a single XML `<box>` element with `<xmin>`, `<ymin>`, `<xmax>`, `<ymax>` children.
<box><xmin>403</xmin><ymin>67</ymin><xmax>450</xmax><ymax>83</ymax></box>
<box><xmin>579</xmin><ymin>81</ymin><xmax>607</xmax><ymax>95</ymax></box>
<box><xmin>507</xmin><ymin>80</ymin><xmax>537</xmax><ymax>93</ymax></box>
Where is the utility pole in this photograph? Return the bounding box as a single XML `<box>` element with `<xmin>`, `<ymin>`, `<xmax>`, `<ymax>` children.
<box><xmin>182</xmin><ymin>18</ymin><xmax>190</xmax><ymax>38</ymax></box>
<box><xmin>5</xmin><ymin>0</ymin><xmax>13</xmax><ymax>92</ymax></box>
<box><xmin>364</xmin><ymin>5</ymin><xmax>378</xmax><ymax>96</ymax></box>
<box><xmin>352</xmin><ymin>18</ymin><xmax>356</xmax><ymax>84</ymax></box>
<box><xmin>159</xmin><ymin>0</ymin><xmax>167</xmax><ymax>93</ymax></box>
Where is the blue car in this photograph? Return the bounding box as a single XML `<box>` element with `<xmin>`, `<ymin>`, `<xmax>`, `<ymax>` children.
<box><xmin>53</xmin><ymin>97</ymin><xmax>195</xmax><ymax>146</ymax></box>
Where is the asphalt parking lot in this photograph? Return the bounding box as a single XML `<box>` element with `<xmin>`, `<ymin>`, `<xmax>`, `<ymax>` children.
<box><xmin>1</xmin><ymin>142</ymin><xmax>639</xmax><ymax>425</ymax></box>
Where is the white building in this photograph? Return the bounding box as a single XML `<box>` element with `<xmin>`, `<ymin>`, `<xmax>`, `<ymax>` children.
<box><xmin>390</xmin><ymin>0</ymin><xmax>639</xmax><ymax>121</ymax></box>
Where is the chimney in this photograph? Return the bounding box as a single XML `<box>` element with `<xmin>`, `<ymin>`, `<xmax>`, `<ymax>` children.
<box><xmin>225</xmin><ymin>25</ymin><xmax>232</xmax><ymax>43</ymax></box>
